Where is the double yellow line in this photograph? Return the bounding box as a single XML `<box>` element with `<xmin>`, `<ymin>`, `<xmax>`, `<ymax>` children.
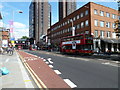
<box><xmin>17</xmin><ymin>52</ymin><xmax>48</xmax><ymax>90</ymax></box>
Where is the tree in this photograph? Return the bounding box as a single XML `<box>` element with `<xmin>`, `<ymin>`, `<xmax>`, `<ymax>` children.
<box><xmin>21</xmin><ymin>36</ymin><xmax>28</xmax><ymax>39</ymax></box>
<box><xmin>114</xmin><ymin>20</ymin><xmax>120</xmax><ymax>37</ymax></box>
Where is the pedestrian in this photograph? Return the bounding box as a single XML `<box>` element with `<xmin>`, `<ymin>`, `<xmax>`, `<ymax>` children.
<box><xmin>97</xmin><ymin>46</ymin><xmax>101</xmax><ymax>55</ymax></box>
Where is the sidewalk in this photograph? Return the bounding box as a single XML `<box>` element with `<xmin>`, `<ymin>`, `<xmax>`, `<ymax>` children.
<box><xmin>17</xmin><ymin>50</ymin><xmax>71</xmax><ymax>89</ymax></box>
<box><xmin>0</xmin><ymin>51</ymin><xmax>36</xmax><ymax>89</ymax></box>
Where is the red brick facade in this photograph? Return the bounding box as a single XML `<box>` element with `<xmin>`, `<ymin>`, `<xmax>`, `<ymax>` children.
<box><xmin>47</xmin><ymin>2</ymin><xmax>119</xmax><ymax>52</ymax></box>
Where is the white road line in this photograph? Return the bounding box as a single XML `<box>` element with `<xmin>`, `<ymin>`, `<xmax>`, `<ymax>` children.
<box><xmin>47</xmin><ymin>58</ymin><xmax>53</xmax><ymax>64</ymax></box>
<box><xmin>109</xmin><ymin>64</ymin><xmax>119</xmax><ymax>67</ymax></box>
<box><xmin>47</xmin><ymin>58</ymin><xmax>51</xmax><ymax>61</ymax></box>
<box><xmin>68</xmin><ymin>57</ymin><xmax>89</xmax><ymax>61</ymax></box>
<box><xmin>49</xmin><ymin>65</ymin><xmax>53</xmax><ymax>68</ymax></box>
<box><xmin>45</xmin><ymin>62</ymin><xmax>49</xmax><ymax>64</ymax></box>
<box><xmin>64</xmin><ymin>79</ymin><xmax>77</xmax><ymax>88</ymax></box>
<box><xmin>101</xmin><ymin>62</ymin><xmax>119</xmax><ymax>67</ymax></box>
<box><xmin>54</xmin><ymin>70</ymin><xmax>61</xmax><ymax>75</ymax></box>
<box><xmin>5</xmin><ymin>58</ymin><xmax>9</xmax><ymax>63</ymax></box>
<box><xmin>102</xmin><ymin>62</ymin><xmax>110</xmax><ymax>65</ymax></box>
<box><xmin>43</xmin><ymin>59</ymin><xmax>46</xmax><ymax>62</ymax></box>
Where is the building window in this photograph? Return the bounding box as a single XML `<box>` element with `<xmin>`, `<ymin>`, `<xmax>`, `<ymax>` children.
<box><xmin>80</xmin><ymin>13</ymin><xmax>84</xmax><ymax>17</ymax></box>
<box><xmin>100</xmin><ymin>21</ymin><xmax>104</xmax><ymax>27</ymax></box>
<box><xmin>94</xmin><ymin>19</ymin><xmax>98</xmax><ymax>26</ymax></box>
<box><xmin>85</xmin><ymin>30</ymin><xmax>89</xmax><ymax>34</ymax></box>
<box><xmin>106</xmin><ymin>12</ymin><xmax>110</xmax><ymax>17</ymax></box>
<box><xmin>68</xmin><ymin>28</ymin><xmax>70</xmax><ymax>32</ymax></box>
<box><xmin>94</xmin><ymin>30</ymin><xmax>98</xmax><ymax>37</ymax></box>
<box><xmin>100</xmin><ymin>30</ymin><xmax>105</xmax><ymax>38</ymax></box>
<box><xmin>112</xmin><ymin>14</ymin><xmax>116</xmax><ymax>19</ymax></box>
<box><xmin>106</xmin><ymin>22</ymin><xmax>110</xmax><ymax>28</ymax></box>
<box><xmin>81</xmin><ymin>22</ymin><xmax>84</xmax><ymax>28</ymax></box>
<box><xmin>85</xmin><ymin>10</ymin><xmax>88</xmax><ymax>16</ymax></box>
<box><xmin>107</xmin><ymin>31</ymin><xmax>111</xmax><ymax>38</ymax></box>
<box><xmin>85</xmin><ymin>20</ymin><xmax>89</xmax><ymax>26</ymax></box>
<box><xmin>73</xmin><ymin>17</ymin><xmax>76</xmax><ymax>21</ymax></box>
<box><xmin>77</xmin><ymin>24</ymin><xmax>80</xmax><ymax>29</ymax></box>
<box><xmin>94</xmin><ymin>9</ymin><xmax>98</xmax><ymax>15</ymax></box>
<box><xmin>100</xmin><ymin>11</ymin><xmax>104</xmax><ymax>16</ymax></box>
<box><xmin>77</xmin><ymin>15</ymin><xmax>79</xmax><ymax>19</ymax></box>
<box><xmin>112</xmin><ymin>23</ymin><xmax>116</xmax><ymax>29</ymax></box>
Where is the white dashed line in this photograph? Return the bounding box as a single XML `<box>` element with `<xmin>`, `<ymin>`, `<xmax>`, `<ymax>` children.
<box><xmin>49</xmin><ymin>65</ymin><xmax>53</xmax><ymax>68</ymax></box>
<box><xmin>64</xmin><ymin>79</ymin><xmax>77</xmax><ymax>88</ymax></box>
<box><xmin>54</xmin><ymin>70</ymin><xmax>61</xmax><ymax>75</ymax></box>
<box><xmin>5</xmin><ymin>58</ymin><xmax>9</xmax><ymax>63</ymax></box>
<box><xmin>43</xmin><ymin>59</ymin><xmax>46</xmax><ymax>62</ymax></box>
<box><xmin>45</xmin><ymin>62</ymin><xmax>49</xmax><ymax>64</ymax></box>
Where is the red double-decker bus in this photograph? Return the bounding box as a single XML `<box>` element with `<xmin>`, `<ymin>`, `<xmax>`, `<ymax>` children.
<box><xmin>60</xmin><ymin>34</ymin><xmax>93</xmax><ymax>55</ymax></box>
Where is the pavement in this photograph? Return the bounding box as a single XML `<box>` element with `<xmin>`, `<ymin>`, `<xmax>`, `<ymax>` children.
<box><xmin>0</xmin><ymin>50</ymin><xmax>37</xmax><ymax>89</ymax></box>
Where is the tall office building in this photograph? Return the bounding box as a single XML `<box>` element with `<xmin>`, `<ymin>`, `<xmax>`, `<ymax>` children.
<box><xmin>59</xmin><ymin>0</ymin><xmax>76</xmax><ymax>21</ymax></box>
<box><xmin>29</xmin><ymin>0</ymin><xmax>51</xmax><ymax>44</ymax></box>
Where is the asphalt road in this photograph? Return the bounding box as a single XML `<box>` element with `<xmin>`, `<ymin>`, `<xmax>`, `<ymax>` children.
<box><xmin>25</xmin><ymin>50</ymin><xmax>119</xmax><ymax>88</ymax></box>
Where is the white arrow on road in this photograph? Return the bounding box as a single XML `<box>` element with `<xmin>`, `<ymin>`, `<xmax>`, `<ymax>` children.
<box><xmin>47</xmin><ymin>58</ymin><xmax>53</xmax><ymax>64</ymax></box>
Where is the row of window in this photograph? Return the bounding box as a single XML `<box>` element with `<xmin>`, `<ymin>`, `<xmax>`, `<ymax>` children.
<box><xmin>94</xmin><ymin>9</ymin><xmax>118</xmax><ymax>19</ymax></box>
<box><xmin>94</xmin><ymin>19</ymin><xmax>115</xmax><ymax>28</ymax></box>
<box><xmin>51</xmin><ymin>10</ymin><xmax>89</xmax><ymax>32</ymax></box>
<box><xmin>51</xmin><ymin>20</ymin><xmax>89</xmax><ymax>38</ymax></box>
<box><xmin>94</xmin><ymin>30</ymin><xmax>115</xmax><ymax>38</ymax></box>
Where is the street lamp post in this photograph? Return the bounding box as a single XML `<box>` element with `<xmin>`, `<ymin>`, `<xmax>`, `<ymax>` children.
<box><xmin>10</xmin><ymin>10</ymin><xmax>23</xmax><ymax>46</ymax></box>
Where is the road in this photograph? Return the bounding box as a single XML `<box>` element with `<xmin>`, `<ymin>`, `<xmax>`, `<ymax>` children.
<box><xmin>25</xmin><ymin>50</ymin><xmax>119</xmax><ymax>88</ymax></box>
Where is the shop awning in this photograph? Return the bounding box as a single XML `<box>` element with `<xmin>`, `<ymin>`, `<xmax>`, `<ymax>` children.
<box><xmin>101</xmin><ymin>38</ymin><xmax>120</xmax><ymax>43</ymax></box>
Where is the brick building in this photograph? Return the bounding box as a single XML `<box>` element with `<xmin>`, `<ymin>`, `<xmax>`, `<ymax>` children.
<box><xmin>47</xmin><ymin>2</ymin><xmax>120</xmax><ymax>52</ymax></box>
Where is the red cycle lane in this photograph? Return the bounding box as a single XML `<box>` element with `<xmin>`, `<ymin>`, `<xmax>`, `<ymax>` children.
<box><xmin>17</xmin><ymin>50</ymin><xmax>71</xmax><ymax>89</ymax></box>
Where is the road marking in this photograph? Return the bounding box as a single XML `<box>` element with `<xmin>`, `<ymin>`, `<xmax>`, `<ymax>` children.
<box><xmin>17</xmin><ymin>56</ymin><xmax>34</xmax><ymax>88</ymax></box>
<box><xmin>64</xmin><ymin>79</ymin><xmax>77</xmax><ymax>88</ymax></box>
<box><xmin>102</xmin><ymin>62</ymin><xmax>110</xmax><ymax>65</ymax></box>
<box><xmin>68</xmin><ymin>57</ymin><xmax>89</xmax><ymax>61</ymax></box>
<box><xmin>43</xmin><ymin>59</ymin><xmax>46</xmax><ymax>62</ymax></box>
<box><xmin>45</xmin><ymin>62</ymin><xmax>49</xmax><ymax>64</ymax></box>
<box><xmin>24</xmin><ymin>80</ymin><xmax>31</xmax><ymax>82</ymax></box>
<box><xmin>101</xmin><ymin>62</ymin><xmax>119</xmax><ymax>67</ymax></box>
<box><xmin>5</xmin><ymin>58</ymin><xmax>9</xmax><ymax>63</ymax></box>
<box><xmin>47</xmin><ymin>58</ymin><xmax>53</xmax><ymax>64</ymax></box>
<box><xmin>77</xmin><ymin>58</ymin><xmax>89</xmax><ymax>61</ymax></box>
<box><xmin>25</xmin><ymin>63</ymin><xmax>48</xmax><ymax>89</ymax></box>
<box><xmin>109</xmin><ymin>64</ymin><xmax>119</xmax><ymax>67</ymax></box>
<box><xmin>49</xmin><ymin>65</ymin><xmax>53</xmax><ymax>68</ymax></box>
<box><xmin>54</xmin><ymin>70</ymin><xmax>61</xmax><ymax>75</ymax></box>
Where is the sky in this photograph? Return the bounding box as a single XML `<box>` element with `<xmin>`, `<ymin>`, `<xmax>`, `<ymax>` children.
<box><xmin>0</xmin><ymin>0</ymin><xmax>118</xmax><ymax>40</ymax></box>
